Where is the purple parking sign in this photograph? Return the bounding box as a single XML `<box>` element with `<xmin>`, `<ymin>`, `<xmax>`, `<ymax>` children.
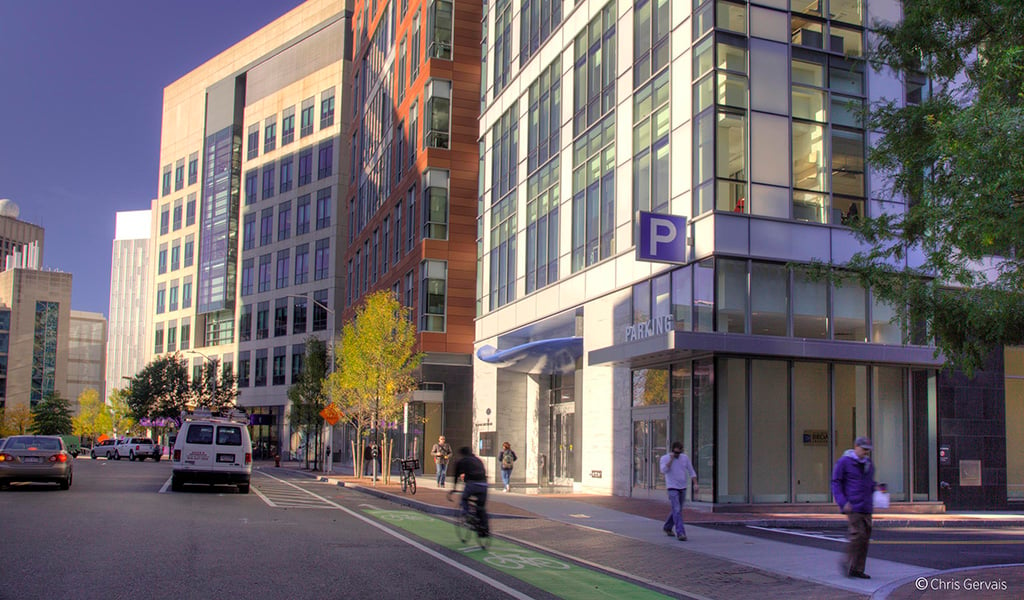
<box><xmin>637</xmin><ymin>212</ymin><xmax>687</xmax><ymax>263</ymax></box>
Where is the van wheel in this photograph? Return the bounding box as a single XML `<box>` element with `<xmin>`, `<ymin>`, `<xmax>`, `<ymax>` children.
<box><xmin>238</xmin><ymin>483</ymin><xmax>250</xmax><ymax>494</ymax></box>
<box><xmin>171</xmin><ymin>475</ymin><xmax>183</xmax><ymax>492</ymax></box>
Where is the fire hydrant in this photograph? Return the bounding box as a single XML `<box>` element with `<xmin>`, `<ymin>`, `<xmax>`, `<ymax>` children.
<box><xmin>274</xmin><ymin>454</ymin><xmax>281</xmax><ymax>467</ymax></box>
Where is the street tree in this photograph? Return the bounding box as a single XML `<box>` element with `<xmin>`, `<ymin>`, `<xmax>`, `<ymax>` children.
<box><xmin>0</xmin><ymin>405</ymin><xmax>33</xmax><ymax>436</ymax></box>
<box><xmin>839</xmin><ymin>0</ymin><xmax>1024</xmax><ymax>372</ymax></box>
<box><xmin>287</xmin><ymin>337</ymin><xmax>329</xmax><ymax>470</ymax></box>
<box><xmin>72</xmin><ymin>388</ymin><xmax>112</xmax><ymax>443</ymax></box>
<box><xmin>30</xmin><ymin>392</ymin><xmax>73</xmax><ymax>435</ymax></box>
<box><xmin>189</xmin><ymin>358</ymin><xmax>239</xmax><ymax>414</ymax></box>
<box><xmin>108</xmin><ymin>388</ymin><xmax>136</xmax><ymax>437</ymax></box>
<box><xmin>328</xmin><ymin>290</ymin><xmax>421</xmax><ymax>481</ymax></box>
<box><xmin>125</xmin><ymin>354</ymin><xmax>191</xmax><ymax>420</ymax></box>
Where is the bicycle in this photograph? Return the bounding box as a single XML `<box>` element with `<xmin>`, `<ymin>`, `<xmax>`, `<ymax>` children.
<box><xmin>448</xmin><ymin>484</ymin><xmax>491</xmax><ymax>550</ymax></box>
<box><xmin>393</xmin><ymin>457</ymin><xmax>418</xmax><ymax>495</ymax></box>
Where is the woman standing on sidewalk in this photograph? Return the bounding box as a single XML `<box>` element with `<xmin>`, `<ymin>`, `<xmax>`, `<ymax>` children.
<box><xmin>498</xmin><ymin>442</ymin><xmax>517</xmax><ymax>492</ymax></box>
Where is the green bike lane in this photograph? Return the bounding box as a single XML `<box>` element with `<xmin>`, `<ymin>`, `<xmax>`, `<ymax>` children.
<box><xmin>364</xmin><ymin>508</ymin><xmax>675</xmax><ymax>600</ymax></box>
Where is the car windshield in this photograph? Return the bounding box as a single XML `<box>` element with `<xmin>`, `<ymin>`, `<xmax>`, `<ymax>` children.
<box><xmin>6</xmin><ymin>437</ymin><xmax>61</xmax><ymax>451</ymax></box>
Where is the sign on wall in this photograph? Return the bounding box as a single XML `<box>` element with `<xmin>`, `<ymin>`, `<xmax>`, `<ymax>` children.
<box><xmin>637</xmin><ymin>211</ymin><xmax>688</xmax><ymax>264</ymax></box>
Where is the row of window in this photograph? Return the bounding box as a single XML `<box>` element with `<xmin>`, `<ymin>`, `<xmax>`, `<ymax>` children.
<box><xmin>153</xmin><ymin>322</ymin><xmax>191</xmax><ymax>354</ymax></box>
<box><xmin>245</xmin><ymin>143</ymin><xmax>334</xmax><ymax>205</ymax></box>
<box><xmin>155</xmin><ymin>279</ymin><xmax>193</xmax><ymax>315</ymax></box>
<box><xmin>238</xmin><ymin>291</ymin><xmax>330</xmax><ymax>344</ymax></box>
<box><xmin>240</xmin><ymin>238</ymin><xmax>331</xmax><ymax>297</ymax></box>
<box><xmin>161</xmin><ymin>152</ymin><xmax>200</xmax><ymax>197</ymax></box>
<box><xmin>156</xmin><ymin>236</ymin><xmax>195</xmax><ymax>276</ymax></box>
<box><xmin>246</xmin><ymin>89</ymin><xmax>335</xmax><ymax>161</ymax></box>
<box><xmin>242</xmin><ymin>189</ymin><xmax>332</xmax><ymax>251</ymax></box>
<box><xmin>158</xmin><ymin>196</ymin><xmax>197</xmax><ymax>237</ymax></box>
<box><xmin>237</xmin><ymin>343</ymin><xmax>311</xmax><ymax>388</ymax></box>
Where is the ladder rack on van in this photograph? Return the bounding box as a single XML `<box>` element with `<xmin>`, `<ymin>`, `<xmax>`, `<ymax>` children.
<box><xmin>180</xmin><ymin>408</ymin><xmax>249</xmax><ymax>425</ymax></box>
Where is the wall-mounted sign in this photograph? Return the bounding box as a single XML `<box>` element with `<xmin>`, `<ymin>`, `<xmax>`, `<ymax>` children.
<box><xmin>590</xmin><ymin>470</ymin><xmax>602</xmax><ymax>479</ymax></box>
<box><xmin>939</xmin><ymin>444</ymin><xmax>951</xmax><ymax>466</ymax></box>
<box><xmin>802</xmin><ymin>430</ymin><xmax>829</xmax><ymax>446</ymax></box>
<box><xmin>624</xmin><ymin>314</ymin><xmax>674</xmax><ymax>342</ymax></box>
<box><xmin>637</xmin><ymin>211</ymin><xmax>688</xmax><ymax>263</ymax></box>
<box><xmin>959</xmin><ymin>459</ymin><xmax>982</xmax><ymax>486</ymax></box>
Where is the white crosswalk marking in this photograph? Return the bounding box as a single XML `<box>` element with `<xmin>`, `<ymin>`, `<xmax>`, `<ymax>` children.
<box><xmin>252</xmin><ymin>473</ymin><xmax>337</xmax><ymax>509</ymax></box>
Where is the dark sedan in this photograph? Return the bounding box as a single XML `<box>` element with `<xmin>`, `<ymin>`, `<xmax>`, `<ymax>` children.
<box><xmin>0</xmin><ymin>435</ymin><xmax>74</xmax><ymax>490</ymax></box>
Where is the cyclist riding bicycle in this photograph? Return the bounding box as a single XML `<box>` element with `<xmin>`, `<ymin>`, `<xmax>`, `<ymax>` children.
<box><xmin>447</xmin><ymin>446</ymin><xmax>489</xmax><ymax>536</ymax></box>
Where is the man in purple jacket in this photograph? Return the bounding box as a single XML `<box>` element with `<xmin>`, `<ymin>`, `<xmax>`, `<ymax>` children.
<box><xmin>832</xmin><ymin>436</ymin><xmax>876</xmax><ymax>579</ymax></box>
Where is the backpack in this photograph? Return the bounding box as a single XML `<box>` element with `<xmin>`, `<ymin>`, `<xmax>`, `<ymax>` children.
<box><xmin>501</xmin><ymin>450</ymin><xmax>515</xmax><ymax>469</ymax></box>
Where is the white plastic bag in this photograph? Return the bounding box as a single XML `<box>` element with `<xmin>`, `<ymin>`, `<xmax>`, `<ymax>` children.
<box><xmin>872</xmin><ymin>490</ymin><xmax>890</xmax><ymax>509</ymax></box>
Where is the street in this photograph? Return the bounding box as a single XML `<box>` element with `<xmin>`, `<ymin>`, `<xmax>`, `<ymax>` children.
<box><xmin>0</xmin><ymin>458</ymin><xmax>670</xmax><ymax>600</ymax></box>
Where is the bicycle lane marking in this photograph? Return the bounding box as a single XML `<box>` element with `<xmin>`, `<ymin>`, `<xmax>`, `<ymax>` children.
<box><xmin>364</xmin><ymin>508</ymin><xmax>674</xmax><ymax>600</ymax></box>
<box><xmin>254</xmin><ymin>471</ymin><xmax>533</xmax><ymax>600</ymax></box>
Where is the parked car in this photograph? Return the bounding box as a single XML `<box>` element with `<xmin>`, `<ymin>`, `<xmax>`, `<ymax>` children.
<box><xmin>172</xmin><ymin>413</ymin><xmax>252</xmax><ymax>493</ymax></box>
<box><xmin>0</xmin><ymin>435</ymin><xmax>74</xmax><ymax>490</ymax></box>
<box><xmin>90</xmin><ymin>439</ymin><xmax>118</xmax><ymax>459</ymax></box>
<box><xmin>115</xmin><ymin>437</ymin><xmax>160</xmax><ymax>461</ymax></box>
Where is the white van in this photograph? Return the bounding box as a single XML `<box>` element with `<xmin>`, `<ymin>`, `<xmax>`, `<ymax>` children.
<box><xmin>171</xmin><ymin>411</ymin><xmax>252</xmax><ymax>493</ymax></box>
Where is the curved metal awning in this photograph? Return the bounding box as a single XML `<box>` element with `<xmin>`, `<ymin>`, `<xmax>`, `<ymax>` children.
<box><xmin>476</xmin><ymin>336</ymin><xmax>583</xmax><ymax>374</ymax></box>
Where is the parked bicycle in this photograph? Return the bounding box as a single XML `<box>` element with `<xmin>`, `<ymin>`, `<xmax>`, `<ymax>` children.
<box><xmin>447</xmin><ymin>484</ymin><xmax>491</xmax><ymax>549</ymax></box>
<box><xmin>394</xmin><ymin>456</ymin><xmax>418</xmax><ymax>494</ymax></box>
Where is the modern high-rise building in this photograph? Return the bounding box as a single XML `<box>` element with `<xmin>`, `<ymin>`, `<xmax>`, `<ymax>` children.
<box><xmin>67</xmin><ymin>310</ymin><xmax>107</xmax><ymax>410</ymax></box>
<box><xmin>342</xmin><ymin>0</ymin><xmax>481</xmax><ymax>465</ymax></box>
<box><xmin>106</xmin><ymin>210</ymin><xmax>151</xmax><ymax>402</ymax></box>
<box><xmin>473</xmin><ymin>0</ymin><xmax>1018</xmax><ymax>509</ymax></box>
<box><xmin>0</xmin><ymin>199</ymin><xmax>44</xmax><ymax>270</ymax></box>
<box><xmin>149</xmin><ymin>0</ymin><xmax>353</xmax><ymax>457</ymax></box>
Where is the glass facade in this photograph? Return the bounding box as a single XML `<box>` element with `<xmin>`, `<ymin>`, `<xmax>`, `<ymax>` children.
<box><xmin>31</xmin><ymin>301</ymin><xmax>59</xmax><ymax>404</ymax></box>
<box><xmin>197</xmin><ymin>125</ymin><xmax>241</xmax><ymax>315</ymax></box>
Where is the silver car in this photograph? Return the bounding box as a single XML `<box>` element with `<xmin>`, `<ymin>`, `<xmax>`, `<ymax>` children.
<box><xmin>0</xmin><ymin>435</ymin><xmax>74</xmax><ymax>490</ymax></box>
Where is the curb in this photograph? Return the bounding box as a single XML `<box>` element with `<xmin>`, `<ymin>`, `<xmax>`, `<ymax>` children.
<box><xmin>870</xmin><ymin>562</ymin><xmax>1024</xmax><ymax>599</ymax></box>
<box><xmin>705</xmin><ymin>518</ymin><xmax>1024</xmax><ymax>529</ymax></box>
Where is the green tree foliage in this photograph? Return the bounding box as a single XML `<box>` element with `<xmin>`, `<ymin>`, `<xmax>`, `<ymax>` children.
<box><xmin>126</xmin><ymin>354</ymin><xmax>192</xmax><ymax>420</ymax></box>
<box><xmin>30</xmin><ymin>392</ymin><xmax>73</xmax><ymax>435</ymax></box>
<box><xmin>844</xmin><ymin>0</ymin><xmax>1024</xmax><ymax>371</ymax></box>
<box><xmin>72</xmin><ymin>388</ymin><xmax>112</xmax><ymax>441</ymax></box>
<box><xmin>189</xmin><ymin>358</ymin><xmax>240</xmax><ymax>414</ymax></box>
<box><xmin>107</xmin><ymin>389</ymin><xmax>136</xmax><ymax>437</ymax></box>
<box><xmin>328</xmin><ymin>291</ymin><xmax>422</xmax><ymax>479</ymax></box>
<box><xmin>287</xmin><ymin>337</ymin><xmax>329</xmax><ymax>469</ymax></box>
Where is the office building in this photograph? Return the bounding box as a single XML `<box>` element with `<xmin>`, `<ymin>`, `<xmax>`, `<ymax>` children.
<box><xmin>67</xmin><ymin>310</ymin><xmax>107</xmax><ymax>410</ymax></box>
<box><xmin>106</xmin><ymin>210</ymin><xmax>152</xmax><ymax>402</ymax></box>
<box><xmin>473</xmin><ymin>0</ymin><xmax>1018</xmax><ymax>509</ymax></box>
<box><xmin>149</xmin><ymin>0</ymin><xmax>353</xmax><ymax>457</ymax></box>
<box><xmin>0</xmin><ymin>199</ymin><xmax>44</xmax><ymax>270</ymax></box>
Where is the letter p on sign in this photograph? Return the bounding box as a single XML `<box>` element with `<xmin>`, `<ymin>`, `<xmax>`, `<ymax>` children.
<box><xmin>637</xmin><ymin>211</ymin><xmax>687</xmax><ymax>263</ymax></box>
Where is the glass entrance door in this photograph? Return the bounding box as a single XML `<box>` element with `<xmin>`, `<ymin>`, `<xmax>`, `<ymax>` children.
<box><xmin>632</xmin><ymin>417</ymin><xmax>668</xmax><ymax>498</ymax></box>
<box><xmin>549</xmin><ymin>401</ymin><xmax>575</xmax><ymax>485</ymax></box>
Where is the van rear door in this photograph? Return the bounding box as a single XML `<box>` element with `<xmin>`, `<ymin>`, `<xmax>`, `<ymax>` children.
<box><xmin>211</xmin><ymin>425</ymin><xmax>248</xmax><ymax>471</ymax></box>
<box><xmin>182</xmin><ymin>424</ymin><xmax>216</xmax><ymax>469</ymax></box>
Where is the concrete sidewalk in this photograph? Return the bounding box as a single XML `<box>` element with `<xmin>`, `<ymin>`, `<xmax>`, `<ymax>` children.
<box><xmin>267</xmin><ymin>461</ymin><xmax>1024</xmax><ymax>599</ymax></box>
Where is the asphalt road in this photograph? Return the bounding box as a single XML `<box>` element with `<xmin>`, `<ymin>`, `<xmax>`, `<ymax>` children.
<box><xmin>707</xmin><ymin>523</ymin><xmax>1024</xmax><ymax>570</ymax></box>
<box><xmin>0</xmin><ymin>458</ymin><xmax>675</xmax><ymax>600</ymax></box>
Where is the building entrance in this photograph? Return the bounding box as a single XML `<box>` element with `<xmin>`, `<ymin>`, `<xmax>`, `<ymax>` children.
<box><xmin>632</xmin><ymin>414</ymin><xmax>667</xmax><ymax>499</ymax></box>
<box><xmin>549</xmin><ymin>400</ymin><xmax>575</xmax><ymax>485</ymax></box>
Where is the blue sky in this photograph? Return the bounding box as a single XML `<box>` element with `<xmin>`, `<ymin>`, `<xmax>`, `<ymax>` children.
<box><xmin>0</xmin><ymin>0</ymin><xmax>304</xmax><ymax>316</ymax></box>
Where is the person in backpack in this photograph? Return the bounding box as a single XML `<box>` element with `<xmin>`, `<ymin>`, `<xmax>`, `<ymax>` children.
<box><xmin>498</xmin><ymin>441</ymin><xmax>517</xmax><ymax>492</ymax></box>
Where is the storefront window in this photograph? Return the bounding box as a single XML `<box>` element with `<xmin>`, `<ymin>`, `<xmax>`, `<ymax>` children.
<box><xmin>717</xmin><ymin>357</ymin><xmax>747</xmax><ymax>503</ymax></box>
<box><xmin>751</xmin><ymin>359</ymin><xmax>789</xmax><ymax>502</ymax></box>
<box><xmin>873</xmin><ymin>366</ymin><xmax>908</xmax><ymax>501</ymax></box>
<box><xmin>793</xmin><ymin>362</ymin><xmax>829</xmax><ymax>502</ymax></box>
<box><xmin>632</xmin><ymin>368</ymin><xmax>669</xmax><ymax>406</ymax></box>
<box><xmin>693</xmin><ymin>358</ymin><xmax>715</xmax><ymax>502</ymax></box>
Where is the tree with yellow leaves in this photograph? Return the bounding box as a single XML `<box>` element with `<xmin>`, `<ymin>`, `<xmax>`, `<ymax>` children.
<box><xmin>72</xmin><ymin>388</ymin><xmax>113</xmax><ymax>445</ymax></box>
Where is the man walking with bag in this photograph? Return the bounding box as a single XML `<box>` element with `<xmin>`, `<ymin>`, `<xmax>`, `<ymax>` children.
<box><xmin>431</xmin><ymin>435</ymin><xmax>452</xmax><ymax>487</ymax></box>
<box><xmin>832</xmin><ymin>436</ymin><xmax>877</xmax><ymax>579</ymax></box>
<box><xmin>660</xmin><ymin>441</ymin><xmax>698</xmax><ymax>541</ymax></box>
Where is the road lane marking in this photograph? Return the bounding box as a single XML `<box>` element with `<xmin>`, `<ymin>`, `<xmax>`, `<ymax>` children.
<box><xmin>255</xmin><ymin>471</ymin><xmax>535</xmax><ymax>600</ymax></box>
<box><xmin>746</xmin><ymin>525</ymin><xmax>846</xmax><ymax>543</ymax></box>
<box><xmin>159</xmin><ymin>477</ymin><xmax>171</xmax><ymax>493</ymax></box>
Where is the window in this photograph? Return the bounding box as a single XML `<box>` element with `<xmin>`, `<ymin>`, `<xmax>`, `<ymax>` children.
<box><xmin>154</xmin><ymin>328</ymin><xmax>164</xmax><ymax>354</ymax></box>
<box><xmin>162</xmin><ymin>167</ymin><xmax>172</xmax><ymax>196</ymax></box>
<box><xmin>318</xmin><ymin>142</ymin><xmax>333</xmax><ymax>179</ymax></box>
<box><xmin>493</xmin><ymin>0</ymin><xmax>512</xmax><ymax>92</ymax></box>
<box><xmin>186</xmin><ymin>196</ymin><xmax>196</xmax><ymax>225</ymax></box>
<box><xmin>276</xmin><ymin>249</ymin><xmax>290</xmax><ymax>289</ymax></box>
<box><xmin>394</xmin><ymin>122</ymin><xmax>405</xmax><ymax>183</ymax></box>
<box><xmin>258</xmin><ymin>254</ymin><xmax>272</xmax><ymax>293</ymax></box>
<box><xmin>169</xmin><ymin>285</ymin><xmax>178</xmax><ymax>312</ymax></box>
<box><xmin>520</xmin><ymin>0</ymin><xmax>562</xmax><ymax>66</ymax></box>
<box><xmin>182</xmin><ymin>280</ymin><xmax>192</xmax><ymax>308</ymax></box>
<box><xmin>424</xmin><ymin>80</ymin><xmax>451</xmax><ymax>149</ymax></box>
<box><xmin>294</xmin><ymin>243</ymin><xmax>309</xmax><ymax>285</ymax></box>
<box><xmin>241</xmin><ymin>259</ymin><xmax>254</xmax><ymax>295</ymax></box>
<box><xmin>188</xmin><ymin>153</ymin><xmax>199</xmax><ymax>185</ymax></box>
<box><xmin>238</xmin><ymin>351</ymin><xmax>250</xmax><ymax>387</ymax></box>
<box><xmin>405</xmin><ymin>270</ymin><xmax>415</xmax><ymax>322</ymax></box>
<box><xmin>300</xmin><ymin>97</ymin><xmax>315</xmax><ymax>137</ymax></box>
<box><xmin>423</xmin><ymin>170</ymin><xmax>449</xmax><ymax>239</ymax></box>
<box><xmin>489</xmin><ymin>193</ymin><xmax>516</xmax><ymax>309</ymax></box>
<box><xmin>572</xmin><ymin>3</ymin><xmax>617</xmax><ymax>136</ymax></box>
<box><xmin>173</xmin><ymin>203</ymin><xmax>182</xmax><ymax>231</ymax></box>
<box><xmin>408</xmin><ymin>100</ymin><xmax>419</xmax><ymax>167</ymax></box>
<box><xmin>296</xmin><ymin>194</ymin><xmax>311</xmax><ymax>234</ymax></box>
<box><xmin>156</xmin><ymin>288</ymin><xmax>166</xmax><ymax>314</ymax></box>
<box><xmin>406</xmin><ymin>186</ymin><xmax>417</xmax><ymax>251</ymax></box>
<box><xmin>175</xmin><ymin>161</ymin><xmax>185</xmax><ymax>191</ymax></box>
<box><xmin>239</xmin><ymin>305</ymin><xmax>252</xmax><ymax>342</ymax></box>
<box><xmin>291</xmin><ymin>344</ymin><xmax>304</xmax><ymax>381</ymax></box>
<box><xmin>264</xmin><ymin>117</ymin><xmax>277</xmax><ymax>152</ymax></box>
<box><xmin>633</xmin><ymin>70</ymin><xmax>671</xmax><ymax>214</ymax></box>
<box><xmin>254</xmin><ymin>350</ymin><xmax>267</xmax><ymax>386</ymax></box>
<box><xmin>247</xmin><ymin>124</ymin><xmax>259</xmax><ymax>160</ymax></box>
<box><xmin>320</xmin><ymin>88</ymin><xmax>335</xmax><ymax>129</ymax></box>
<box><xmin>395</xmin><ymin>201</ymin><xmax>403</xmax><ymax>262</ymax></box>
<box><xmin>312</xmin><ymin>290</ymin><xmax>328</xmax><ymax>331</ymax></box>
<box><xmin>420</xmin><ymin>260</ymin><xmax>446</xmax><ymax>331</ymax></box>
<box><xmin>275</xmin><ymin>299</ymin><xmax>288</xmax><ymax>337</ymax></box>
<box><xmin>262</xmin><ymin>164</ymin><xmax>275</xmax><ymax>199</ymax></box>
<box><xmin>184</xmin><ymin>236</ymin><xmax>194</xmax><ymax>267</ymax></box>
<box><xmin>245</xmin><ymin>170</ymin><xmax>258</xmax><ymax>205</ymax></box>
<box><xmin>280</xmin><ymin>155</ymin><xmax>293</xmax><ymax>193</ymax></box>
<box><xmin>354</xmin><ymin>251</ymin><xmax>362</xmax><ymax>297</ymax></box>
<box><xmin>256</xmin><ymin>302</ymin><xmax>269</xmax><ymax>340</ymax></box>
<box><xmin>170</xmin><ymin>243</ymin><xmax>180</xmax><ymax>271</ymax></box>
<box><xmin>316</xmin><ymin>188</ymin><xmax>332</xmax><ymax>229</ymax></box>
<box><xmin>397</xmin><ymin>39</ymin><xmax>407</xmax><ymax>99</ymax></box>
<box><xmin>180</xmin><ymin>322</ymin><xmax>190</xmax><ymax>350</ymax></box>
<box><xmin>273</xmin><ymin>347</ymin><xmax>286</xmax><ymax>385</ymax></box>
<box><xmin>160</xmin><ymin>206</ymin><xmax>169</xmax><ymax>235</ymax></box>
<box><xmin>346</xmin><ymin>260</ymin><xmax>354</xmax><ymax>305</ymax></box>
<box><xmin>282</xmin><ymin>108</ymin><xmax>295</xmax><ymax>145</ymax></box>
<box><xmin>571</xmin><ymin>114</ymin><xmax>616</xmax><ymax>271</ymax></box>
<box><xmin>372</xmin><ymin>228</ymin><xmax>379</xmax><ymax>283</ymax></box>
<box><xmin>158</xmin><ymin>247</ymin><xmax>167</xmax><ymax>274</ymax></box>
<box><xmin>526</xmin><ymin>60</ymin><xmax>561</xmax><ymax>293</ymax></box>
<box><xmin>260</xmin><ymin>208</ymin><xmax>273</xmax><ymax>246</ymax></box>
<box><xmin>382</xmin><ymin>216</ymin><xmax>390</xmax><ymax>273</ymax></box>
<box><xmin>411</xmin><ymin>11</ymin><xmax>421</xmax><ymax>82</ymax></box>
<box><xmin>298</xmin><ymin>149</ymin><xmax>313</xmax><ymax>186</ymax></box>
<box><xmin>293</xmin><ymin>297</ymin><xmax>307</xmax><ymax>334</ymax></box>
<box><xmin>278</xmin><ymin>201</ymin><xmax>291</xmax><ymax>241</ymax></box>
<box><xmin>315</xmin><ymin>238</ymin><xmax>330</xmax><ymax>280</ymax></box>
<box><xmin>634</xmin><ymin>0</ymin><xmax>670</xmax><ymax>89</ymax></box>
<box><xmin>427</xmin><ymin>0</ymin><xmax>453</xmax><ymax>59</ymax></box>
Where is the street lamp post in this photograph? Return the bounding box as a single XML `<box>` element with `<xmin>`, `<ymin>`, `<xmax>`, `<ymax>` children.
<box><xmin>283</xmin><ymin>294</ymin><xmax>335</xmax><ymax>474</ymax></box>
<box><xmin>187</xmin><ymin>349</ymin><xmax>217</xmax><ymax>404</ymax></box>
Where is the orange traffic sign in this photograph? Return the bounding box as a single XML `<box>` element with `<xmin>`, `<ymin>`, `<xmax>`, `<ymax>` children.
<box><xmin>320</xmin><ymin>404</ymin><xmax>342</xmax><ymax>425</ymax></box>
